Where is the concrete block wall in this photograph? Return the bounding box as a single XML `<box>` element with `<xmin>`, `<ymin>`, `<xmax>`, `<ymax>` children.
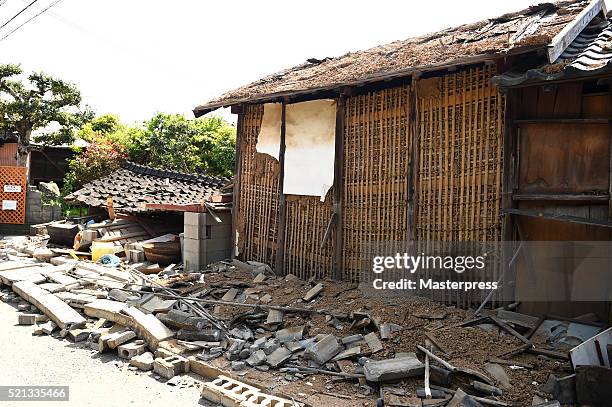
<box><xmin>183</xmin><ymin>212</ymin><xmax>232</xmax><ymax>271</ymax></box>
<box><xmin>25</xmin><ymin>186</ymin><xmax>62</xmax><ymax>225</ymax></box>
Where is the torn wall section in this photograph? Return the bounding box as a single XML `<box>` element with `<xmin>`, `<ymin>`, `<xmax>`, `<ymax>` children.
<box><xmin>254</xmin><ymin>100</ymin><xmax>337</xmax><ymax>200</ymax></box>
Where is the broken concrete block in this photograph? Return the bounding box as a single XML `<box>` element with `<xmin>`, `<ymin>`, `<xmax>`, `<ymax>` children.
<box><xmin>123</xmin><ymin>306</ymin><xmax>174</xmax><ymax>349</ymax></box>
<box><xmin>483</xmin><ymin>363</ymin><xmax>510</xmax><ymax>389</ymax></box>
<box><xmin>162</xmin><ymin>309</ymin><xmax>208</xmax><ymax>330</ymax></box>
<box><xmin>276</xmin><ymin>326</ymin><xmax>304</xmax><ymax>343</ymax></box>
<box><xmin>107</xmin><ymin>330</ymin><xmax>136</xmax><ymax>349</ymax></box>
<box><xmin>18</xmin><ymin>314</ymin><xmax>37</xmax><ymax>325</ymax></box>
<box><xmin>304</xmin><ymin>334</ymin><xmax>342</xmax><ymax>364</ymax></box>
<box><xmin>153</xmin><ymin>354</ymin><xmax>189</xmax><ymax>379</ymax></box>
<box><xmin>262</xmin><ymin>338</ymin><xmax>280</xmax><ymax>355</ymax></box>
<box><xmin>68</xmin><ymin>328</ymin><xmax>90</xmax><ymax>342</ymax></box>
<box><xmin>231</xmin><ymin>360</ymin><xmax>247</xmax><ymax>371</ymax></box>
<box><xmin>83</xmin><ymin>299</ymin><xmax>131</xmax><ymax>326</ymax></box>
<box><xmin>176</xmin><ymin>328</ymin><xmax>221</xmax><ymax>342</ymax></box>
<box><xmin>303</xmin><ymin>283</ymin><xmax>324</xmax><ymax>301</ymax></box>
<box><xmin>188</xmin><ymin>357</ymin><xmax>224</xmax><ymax>378</ymax></box>
<box><xmin>12</xmin><ymin>280</ymin><xmax>86</xmax><ymax>329</ymax></box>
<box><xmin>364</xmin><ymin>332</ymin><xmax>384</xmax><ymax>354</ymax></box>
<box><xmin>201</xmin><ymin>375</ymin><xmax>261</xmax><ymax>406</ymax></box>
<box><xmin>130</xmin><ymin>352</ymin><xmax>155</xmax><ymax>371</ymax></box>
<box><xmin>342</xmin><ymin>334</ymin><xmax>364</xmax><ymax>345</ymax></box>
<box><xmin>246</xmin><ymin>350</ymin><xmax>267</xmax><ymax>367</ymax></box>
<box><xmin>253</xmin><ymin>273</ymin><xmax>266</xmax><ymax>283</ymax></box>
<box><xmin>118</xmin><ymin>341</ymin><xmax>146</xmax><ymax>359</ymax></box>
<box><xmin>363</xmin><ymin>356</ymin><xmax>425</xmax><ymax>382</ymax></box>
<box><xmin>333</xmin><ymin>346</ymin><xmax>362</xmax><ymax>361</ymax></box>
<box><xmin>266</xmin><ymin>309</ymin><xmax>284</xmax><ymax>326</ymax></box>
<box><xmin>266</xmin><ymin>346</ymin><xmax>292</xmax><ymax>368</ymax></box>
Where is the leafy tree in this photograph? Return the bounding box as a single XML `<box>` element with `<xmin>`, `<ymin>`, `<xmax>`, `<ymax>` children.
<box><xmin>63</xmin><ymin>139</ymin><xmax>127</xmax><ymax>194</ymax></box>
<box><xmin>144</xmin><ymin>113</ymin><xmax>236</xmax><ymax>176</ymax></box>
<box><xmin>0</xmin><ymin>64</ymin><xmax>92</xmax><ymax>165</ymax></box>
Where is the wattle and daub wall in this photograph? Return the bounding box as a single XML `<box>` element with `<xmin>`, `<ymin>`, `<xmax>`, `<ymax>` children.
<box><xmin>234</xmin><ymin>65</ymin><xmax>505</xmax><ymax>306</ymax></box>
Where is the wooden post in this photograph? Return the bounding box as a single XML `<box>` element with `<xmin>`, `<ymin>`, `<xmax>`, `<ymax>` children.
<box><xmin>501</xmin><ymin>88</ymin><xmax>518</xmax><ymax>308</ymax></box>
<box><xmin>407</xmin><ymin>75</ymin><xmax>420</xmax><ymax>241</ymax></box>
<box><xmin>333</xmin><ymin>94</ymin><xmax>347</xmax><ymax>281</ymax></box>
<box><xmin>230</xmin><ymin>105</ymin><xmax>244</xmax><ymax>259</ymax></box>
<box><xmin>275</xmin><ymin>100</ymin><xmax>288</xmax><ymax>275</ymax></box>
<box><xmin>501</xmin><ymin>88</ymin><xmax>518</xmax><ymax>242</ymax></box>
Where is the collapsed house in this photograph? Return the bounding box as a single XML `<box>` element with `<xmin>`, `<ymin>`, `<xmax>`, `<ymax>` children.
<box><xmin>1</xmin><ymin>2</ymin><xmax>611</xmax><ymax>407</ymax></box>
<box><xmin>194</xmin><ymin>0</ymin><xmax>612</xmax><ymax>322</ymax></box>
<box><xmin>61</xmin><ymin>161</ymin><xmax>232</xmax><ymax>268</ymax></box>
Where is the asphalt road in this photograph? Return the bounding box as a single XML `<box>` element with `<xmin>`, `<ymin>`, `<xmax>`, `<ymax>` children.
<box><xmin>0</xmin><ymin>300</ymin><xmax>214</xmax><ymax>407</ymax></box>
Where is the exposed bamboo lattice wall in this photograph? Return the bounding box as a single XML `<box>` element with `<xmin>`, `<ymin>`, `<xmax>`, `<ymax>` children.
<box><xmin>236</xmin><ymin>104</ymin><xmax>280</xmax><ymax>265</ymax></box>
<box><xmin>236</xmin><ymin>66</ymin><xmax>506</xmax><ymax>308</ymax></box>
<box><xmin>284</xmin><ymin>196</ymin><xmax>334</xmax><ymax>280</ymax></box>
<box><xmin>341</xmin><ymin>86</ymin><xmax>411</xmax><ymax>281</ymax></box>
<box><xmin>416</xmin><ymin>66</ymin><xmax>504</xmax><ymax>242</ymax></box>
<box><xmin>415</xmin><ymin>66</ymin><xmax>505</xmax><ymax>306</ymax></box>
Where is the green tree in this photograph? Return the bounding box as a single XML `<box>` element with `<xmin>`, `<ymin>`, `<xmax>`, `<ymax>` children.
<box><xmin>144</xmin><ymin>113</ymin><xmax>235</xmax><ymax>176</ymax></box>
<box><xmin>63</xmin><ymin>139</ymin><xmax>127</xmax><ymax>194</ymax></box>
<box><xmin>0</xmin><ymin>64</ymin><xmax>92</xmax><ymax>165</ymax></box>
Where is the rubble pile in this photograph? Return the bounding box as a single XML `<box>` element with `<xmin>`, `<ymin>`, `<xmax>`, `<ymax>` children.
<box><xmin>0</xmin><ymin>235</ymin><xmax>609</xmax><ymax>407</ymax></box>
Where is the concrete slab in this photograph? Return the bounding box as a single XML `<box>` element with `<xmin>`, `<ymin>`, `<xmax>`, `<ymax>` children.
<box><xmin>12</xmin><ymin>280</ymin><xmax>86</xmax><ymax>329</ymax></box>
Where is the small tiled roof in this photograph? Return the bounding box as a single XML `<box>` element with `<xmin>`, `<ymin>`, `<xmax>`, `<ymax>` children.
<box><xmin>492</xmin><ymin>15</ymin><xmax>612</xmax><ymax>86</ymax></box>
<box><xmin>194</xmin><ymin>0</ymin><xmax>592</xmax><ymax>115</ymax></box>
<box><xmin>65</xmin><ymin>162</ymin><xmax>229</xmax><ymax>213</ymax></box>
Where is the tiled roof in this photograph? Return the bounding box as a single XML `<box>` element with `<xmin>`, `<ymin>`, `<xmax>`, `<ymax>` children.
<box><xmin>194</xmin><ymin>0</ymin><xmax>592</xmax><ymax>115</ymax></box>
<box><xmin>65</xmin><ymin>162</ymin><xmax>229</xmax><ymax>213</ymax></box>
<box><xmin>492</xmin><ymin>15</ymin><xmax>612</xmax><ymax>86</ymax></box>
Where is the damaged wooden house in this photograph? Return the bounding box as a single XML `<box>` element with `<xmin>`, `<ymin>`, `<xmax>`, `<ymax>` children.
<box><xmin>194</xmin><ymin>0</ymin><xmax>612</xmax><ymax>321</ymax></box>
<box><xmin>64</xmin><ymin>161</ymin><xmax>232</xmax><ymax>269</ymax></box>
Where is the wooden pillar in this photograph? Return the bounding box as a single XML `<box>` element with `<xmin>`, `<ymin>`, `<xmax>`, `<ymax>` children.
<box><xmin>230</xmin><ymin>105</ymin><xmax>244</xmax><ymax>260</ymax></box>
<box><xmin>407</xmin><ymin>76</ymin><xmax>419</xmax><ymax>242</ymax></box>
<box><xmin>501</xmin><ymin>88</ymin><xmax>518</xmax><ymax>242</ymax></box>
<box><xmin>275</xmin><ymin>100</ymin><xmax>288</xmax><ymax>275</ymax></box>
<box><xmin>333</xmin><ymin>94</ymin><xmax>347</xmax><ymax>281</ymax></box>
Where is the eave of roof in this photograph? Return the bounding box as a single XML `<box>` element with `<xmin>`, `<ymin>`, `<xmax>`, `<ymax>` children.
<box><xmin>492</xmin><ymin>14</ymin><xmax>612</xmax><ymax>87</ymax></box>
<box><xmin>194</xmin><ymin>0</ymin><xmax>595</xmax><ymax>116</ymax></box>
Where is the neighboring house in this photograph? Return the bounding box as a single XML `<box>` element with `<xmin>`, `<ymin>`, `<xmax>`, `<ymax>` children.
<box><xmin>65</xmin><ymin>161</ymin><xmax>229</xmax><ymax>213</ymax></box>
<box><xmin>194</xmin><ymin>0</ymin><xmax>612</xmax><ymax>320</ymax></box>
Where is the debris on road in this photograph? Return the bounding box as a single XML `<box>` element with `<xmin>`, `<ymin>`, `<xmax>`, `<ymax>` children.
<box><xmin>0</xmin><ymin>233</ymin><xmax>609</xmax><ymax>407</ymax></box>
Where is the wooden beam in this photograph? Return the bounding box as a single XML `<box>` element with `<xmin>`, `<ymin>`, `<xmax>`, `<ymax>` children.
<box><xmin>333</xmin><ymin>94</ymin><xmax>347</xmax><ymax>281</ymax></box>
<box><xmin>547</xmin><ymin>0</ymin><xmax>604</xmax><ymax>63</ymax></box>
<box><xmin>231</xmin><ymin>109</ymin><xmax>244</xmax><ymax>259</ymax></box>
<box><xmin>275</xmin><ymin>100</ymin><xmax>288</xmax><ymax>275</ymax></box>
<box><xmin>504</xmin><ymin>207</ymin><xmax>612</xmax><ymax>228</ymax></box>
<box><xmin>513</xmin><ymin>193</ymin><xmax>609</xmax><ymax>202</ymax></box>
<box><xmin>515</xmin><ymin>118</ymin><xmax>609</xmax><ymax>124</ymax></box>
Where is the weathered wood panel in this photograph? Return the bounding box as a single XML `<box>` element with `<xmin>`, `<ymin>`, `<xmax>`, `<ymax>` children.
<box><xmin>518</xmin><ymin>123</ymin><xmax>609</xmax><ymax>194</ymax></box>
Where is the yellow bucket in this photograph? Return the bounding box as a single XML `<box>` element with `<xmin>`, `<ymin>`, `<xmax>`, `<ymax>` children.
<box><xmin>91</xmin><ymin>241</ymin><xmax>116</xmax><ymax>262</ymax></box>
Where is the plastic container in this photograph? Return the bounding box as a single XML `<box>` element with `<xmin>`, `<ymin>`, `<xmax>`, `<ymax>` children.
<box><xmin>91</xmin><ymin>241</ymin><xmax>116</xmax><ymax>262</ymax></box>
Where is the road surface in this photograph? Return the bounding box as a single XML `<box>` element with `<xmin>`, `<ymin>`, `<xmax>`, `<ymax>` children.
<box><xmin>0</xmin><ymin>300</ymin><xmax>214</xmax><ymax>407</ymax></box>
